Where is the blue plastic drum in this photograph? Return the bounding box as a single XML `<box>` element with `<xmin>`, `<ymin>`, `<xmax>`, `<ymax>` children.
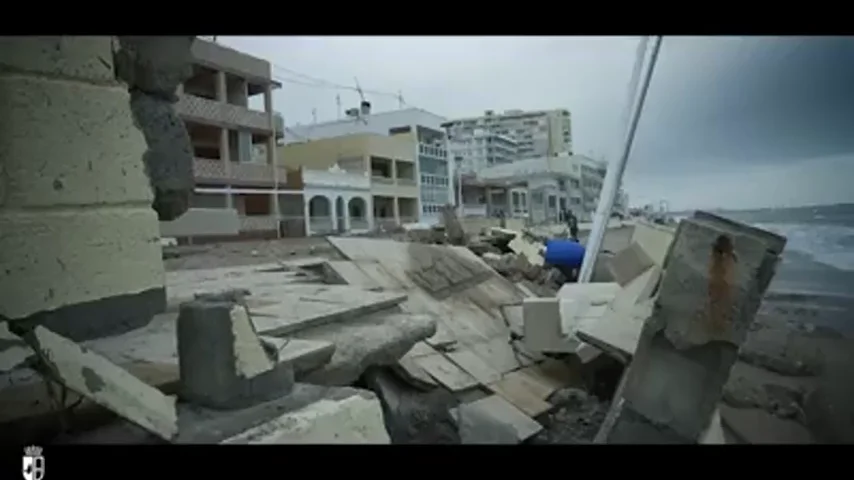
<box><xmin>543</xmin><ymin>239</ymin><xmax>586</xmax><ymax>269</ymax></box>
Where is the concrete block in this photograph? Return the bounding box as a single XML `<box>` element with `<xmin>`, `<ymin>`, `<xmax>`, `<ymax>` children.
<box><xmin>602</xmin><ymin>212</ymin><xmax>786</xmax><ymax>443</ymax></box>
<box><xmin>177</xmin><ymin>300</ymin><xmax>294</xmax><ymax>410</ymax></box>
<box><xmin>0</xmin><ymin>75</ymin><xmax>152</xmax><ymax>208</ymax></box>
<box><xmin>455</xmin><ymin>395</ymin><xmax>543</xmax><ymax>444</ymax></box>
<box><xmin>20</xmin><ymin>325</ymin><xmax>178</xmax><ymax>440</ymax></box>
<box><xmin>159</xmin><ymin>208</ymin><xmax>240</xmax><ymax>238</ymax></box>
<box><xmin>0</xmin><ymin>36</ymin><xmax>116</xmax><ymax>81</ymax></box>
<box><xmin>295</xmin><ymin>313</ymin><xmax>436</xmax><ymax>386</ymax></box>
<box><xmin>608</xmin><ymin>242</ymin><xmax>655</xmax><ymax>286</ymax></box>
<box><xmin>0</xmin><ymin>208</ymin><xmax>164</xmax><ymax>326</ymax></box>
<box><xmin>221</xmin><ymin>388</ymin><xmax>390</xmax><ymax>444</ymax></box>
<box><xmin>523</xmin><ymin>298</ymin><xmax>579</xmax><ymax>354</ymax></box>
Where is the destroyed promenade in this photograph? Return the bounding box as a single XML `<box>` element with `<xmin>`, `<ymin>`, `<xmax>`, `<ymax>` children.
<box><xmin>3</xmin><ymin>209</ymin><xmax>852</xmax><ymax>444</ymax></box>
<box><xmin>2</xmin><ymin>36</ymin><xmax>853</xmax><ymax>446</ymax></box>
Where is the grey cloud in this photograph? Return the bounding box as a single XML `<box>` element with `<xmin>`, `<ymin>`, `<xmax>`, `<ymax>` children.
<box><xmin>220</xmin><ymin>35</ymin><xmax>854</xmax><ymax>210</ymax></box>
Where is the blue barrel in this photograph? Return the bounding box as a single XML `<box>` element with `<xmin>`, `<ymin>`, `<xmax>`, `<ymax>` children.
<box><xmin>544</xmin><ymin>239</ymin><xmax>586</xmax><ymax>269</ymax></box>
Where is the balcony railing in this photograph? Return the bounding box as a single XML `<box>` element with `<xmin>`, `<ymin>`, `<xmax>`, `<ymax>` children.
<box><xmin>418</xmin><ymin>144</ymin><xmax>447</xmax><ymax>158</ymax></box>
<box><xmin>177</xmin><ymin>94</ymin><xmax>271</xmax><ymax>132</ymax></box>
<box><xmin>239</xmin><ymin>215</ymin><xmax>277</xmax><ymax>232</ymax></box>
<box><xmin>193</xmin><ymin>158</ymin><xmax>287</xmax><ymax>186</ymax></box>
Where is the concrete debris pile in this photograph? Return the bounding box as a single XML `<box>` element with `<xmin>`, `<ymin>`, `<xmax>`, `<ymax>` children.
<box><xmin>2</xmin><ymin>211</ymin><xmax>828</xmax><ymax>445</ymax></box>
<box><xmin>0</xmin><ymin>257</ymin><xmax>439</xmax><ymax>444</ymax></box>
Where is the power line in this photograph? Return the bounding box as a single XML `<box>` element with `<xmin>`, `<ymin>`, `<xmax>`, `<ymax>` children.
<box><xmin>270</xmin><ymin>63</ymin><xmax>418</xmax><ymax>108</ymax></box>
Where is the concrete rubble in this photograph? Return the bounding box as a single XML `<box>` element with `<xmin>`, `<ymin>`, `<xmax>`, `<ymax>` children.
<box><xmin>4</xmin><ymin>207</ymin><xmax>842</xmax><ymax>445</ymax></box>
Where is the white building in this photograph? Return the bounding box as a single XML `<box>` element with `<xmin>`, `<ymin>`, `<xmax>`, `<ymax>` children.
<box><xmin>449</xmin><ymin>128</ymin><xmax>518</xmax><ymax>175</ymax></box>
<box><xmin>443</xmin><ymin>108</ymin><xmax>573</xmax><ymax>161</ymax></box>
<box><xmin>301</xmin><ymin>166</ymin><xmax>372</xmax><ymax>236</ymax></box>
<box><xmin>285</xmin><ymin>106</ymin><xmax>454</xmax><ymax>225</ymax></box>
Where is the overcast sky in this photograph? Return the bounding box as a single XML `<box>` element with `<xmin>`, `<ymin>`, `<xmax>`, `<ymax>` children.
<box><xmin>221</xmin><ymin>36</ymin><xmax>854</xmax><ymax>210</ymax></box>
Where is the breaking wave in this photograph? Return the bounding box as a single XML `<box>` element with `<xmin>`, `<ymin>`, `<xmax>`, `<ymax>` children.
<box><xmin>755</xmin><ymin>222</ymin><xmax>854</xmax><ymax>271</ymax></box>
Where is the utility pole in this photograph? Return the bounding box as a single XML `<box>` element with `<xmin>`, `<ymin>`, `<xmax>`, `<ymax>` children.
<box><xmin>336</xmin><ymin>94</ymin><xmax>341</xmax><ymax>120</ymax></box>
<box><xmin>398</xmin><ymin>90</ymin><xmax>404</xmax><ymax>109</ymax></box>
<box><xmin>578</xmin><ymin>36</ymin><xmax>662</xmax><ymax>283</ymax></box>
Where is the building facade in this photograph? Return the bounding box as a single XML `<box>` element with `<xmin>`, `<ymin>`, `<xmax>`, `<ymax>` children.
<box><xmin>177</xmin><ymin>38</ymin><xmax>291</xmax><ymax>239</ymax></box>
<box><xmin>443</xmin><ymin>108</ymin><xmax>573</xmax><ymax>161</ymax></box>
<box><xmin>285</xmin><ymin>107</ymin><xmax>453</xmax><ymax>225</ymax></box>
<box><xmin>279</xmin><ymin>133</ymin><xmax>420</xmax><ymax>234</ymax></box>
<box><xmin>449</xmin><ymin>128</ymin><xmax>518</xmax><ymax>175</ymax></box>
<box><xmin>457</xmin><ymin>154</ymin><xmax>607</xmax><ymax>224</ymax></box>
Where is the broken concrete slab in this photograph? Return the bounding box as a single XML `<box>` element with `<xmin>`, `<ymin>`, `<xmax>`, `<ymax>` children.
<box><xmin>523</xmin><ymin>298</ymin><xmax>580</xmax><ymax>354</ymax></box>
<box><xmin>177</xmin><ymin>300</ymin><xmax>294</xmax><ymax>410</ymax></box>
<box><xmin>18</xmin><ymin>325</ymin><xmax>178</xmax><ymax>440</ymax></box>
<box><xmin>259</xmin><ymin>337</ymin><xmax>335</xmax><ymax>376</ymax></box>
<box><xmin>487</xmin><ymin>360</ymin><xmax>582</xmax><ymax>417</ymax></box>
<box><xmin>500</xmin><ymin>304</ymin><xmax>524</xmax><ymax>337</ymax></box>
<box><xmin>248</xmin><ymin>286</ymin><xmax>407</xmax><ymax>337</ymax></box>
<box><xmin>447</xmin><ymin>349</ymin><xmax>503</xmax><ymax>385</ymax></box>
<box><xmin>325</xmin><ymin>237</ymin><xmax>526</xmax><ymax>389</ymax></box>
<box><xmin>222</xmin><ymin>388</ymin><xmax>390</xmax><ymax>444</ymax></box>
<box><xmin>455</xmin><ymin>395</ymin><xmax>543</xmax><ymax>444</ymax></box>
<box><xmin>65</xmin><ymin>384</ymin><xmax>389</xmax><ymax>444</ymax></box>
<box><xmin>294</xmin><ymin>312</ymin><xmax>437</xmax><ymax>386</ymax></box>
<box><xmin>414</xmin><ymin>352</ymin><xmax>479</xmax><ymax>392</ymax></box>
<box><xmin>508</xmin><ymin>234</ymin><xmax>544</xmax><ymax>267</ymax></box>
<box><xmin>0</xmin><ymin>322</ymin><xmax>32</xmax><ymax>373</ymax></box>
<box><xmin>601</xmin><ymin>212</ymin><xmax>786</xmax><ymax>444</ymax></box>
<box><xmin>608</xmin><ymin>242</ymin><xmax>655</xmax><ymax>287</ymax></box>
<box><xmin>576</xmin><ymin>300</ymin><xmax>654</xmax><ymax>364</ymax></box>
<box><xmin>320</xmin><ymin>260</ymin><xmax>385</xmax><ymax>291</ymax></box>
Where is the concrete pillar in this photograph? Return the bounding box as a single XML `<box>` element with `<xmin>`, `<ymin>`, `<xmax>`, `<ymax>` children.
<box><xmin>215</xmin><ymin>70</ymin><xmax>227</xmax><ymax>102</ymax></box>
<box><xmin>177</xmin><ymin>299</ymin><xmax>294</xmax><ymax>410</ymax></box>
<box><xmin>329</xmin><ymin>195</ymin><xmax>337</xmax><ymax>233</ymax></box>
<box><xmin>220</xmin><ymin>128</ymin><xmax>233</xmax><ymax>208</ymax></box>
<box><xmin>264</xmin><ymin>84</ymin><xmax>273</xmax><ymax>114</ymax></box>
<box><xmin>391</xmin><ymin>160</ymin><xmax>398</xmax><ymax>182</ymax></box>
<box><xmin>303</xmin><ymin>198</ymin><xmax>311</xmax><ymax>236</ymax></box>
<box><xmin>600</xmin><ymin>211</ymin><xmax>786</xmax><ymax>444</ymax></box>
<box><xmin>393</xmin><ymin>197</ymin><xmax>401</xmax><ymax>225</ymax></box>
<box><xmin>0</xmin><ymin>36</ymin><xmax>166</xmax><ymax>340</ymax></box>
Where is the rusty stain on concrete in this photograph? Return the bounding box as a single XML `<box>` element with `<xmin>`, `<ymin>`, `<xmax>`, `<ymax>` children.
<box><xmin>707</xmin><ymin>234</ymin><xmax>736</xmax><ymax>335</ymax></box>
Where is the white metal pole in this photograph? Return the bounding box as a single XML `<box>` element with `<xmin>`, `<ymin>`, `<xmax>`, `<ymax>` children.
<box><xmin>578</xmin><ymin>36</ymin><xmax>663</xmax><ymax>283</ymax></box>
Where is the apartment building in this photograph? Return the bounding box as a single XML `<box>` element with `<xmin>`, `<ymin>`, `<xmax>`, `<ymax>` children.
<box><xmin>458</xmin><ymin>154</ymin><xmax>608</xmax><ymax>224</ymax></box>
<box><xmin>443</xmin><ymin>108</ymin><xmax>573</xmax><ymax>160</ymax></box>
<box><xmin>285</xmin><ymin>106</ymin><xmax>454</xmax><ymax>225</ymax></box>
<box><xmin>279</xmin><ymin>132</ymin><xmax>420</xmax><ymax>235</ymax></box>
<box><xmin>177</xmin><ymin>38</ymin><xmax>290</xmax><ymax>239</ymax></box>
<box><xmin>448</xmin><ymin>128</ymin><xmax>518</xmax><ymax>175</ymax></box>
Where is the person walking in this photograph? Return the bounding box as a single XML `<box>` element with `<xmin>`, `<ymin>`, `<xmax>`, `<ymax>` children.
<box><xmin>566</xmin><ymin>210</ymin><xmax>579</xmax><ymax>242</ymax></box>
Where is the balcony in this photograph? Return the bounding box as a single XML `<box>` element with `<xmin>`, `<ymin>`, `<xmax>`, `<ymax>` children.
<box><xmin>177</xmin><ymin>94</ymin><xmax>272</xmax><ymax>133</ymax></box>
<box><xmin>193</xmin><ymin>158</ymin><xmax>288</xmax><ymax>186</ymax></box>
<box><xmin>303</xmin><ymin>169</ymin><xmax>370</xmax><ymax>190</ymax></box>
<box><xmin>418</xmin><ymin>144</ymin><xmax>447</xmax><ymax>159</ymax></box>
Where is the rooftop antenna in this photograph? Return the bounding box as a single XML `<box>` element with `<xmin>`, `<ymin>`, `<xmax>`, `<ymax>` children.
<box><xmin>353</xmin><ymin>77</ymin><xmax>368</xmax><ymax>124</ymax></box>
<box><xmin>336</xmin><ymin>94</ymin><xmax>341</xmax><ymax>120</ymax></box>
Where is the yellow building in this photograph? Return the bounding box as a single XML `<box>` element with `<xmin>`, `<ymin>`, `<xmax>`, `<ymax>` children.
<box><xmin>278</xmin><ymin>133</ymin><xmax>420</xmax><ymax>233</ymax></box>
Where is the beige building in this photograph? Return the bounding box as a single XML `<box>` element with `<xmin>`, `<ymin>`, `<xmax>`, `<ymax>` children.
<box><xmin>444</xmin><ymin>108</ymin><xmax>573</xmax><ymax>160</ymax></box>
<box><xmin>279</xmin><ymin>133</ymin><xmax>420</xmax><ymax>232</ymax></box>
<box><xmin>177</xmin><ymin>38</ymin><xmax>294</xmax><ymax>239</ymax></box>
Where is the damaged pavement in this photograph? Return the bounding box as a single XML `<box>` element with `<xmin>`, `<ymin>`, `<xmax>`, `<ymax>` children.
<box><xmin>7</xmin><ymin>206</ymin><xmax>841</xmax><ymax>445</ymax></box>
